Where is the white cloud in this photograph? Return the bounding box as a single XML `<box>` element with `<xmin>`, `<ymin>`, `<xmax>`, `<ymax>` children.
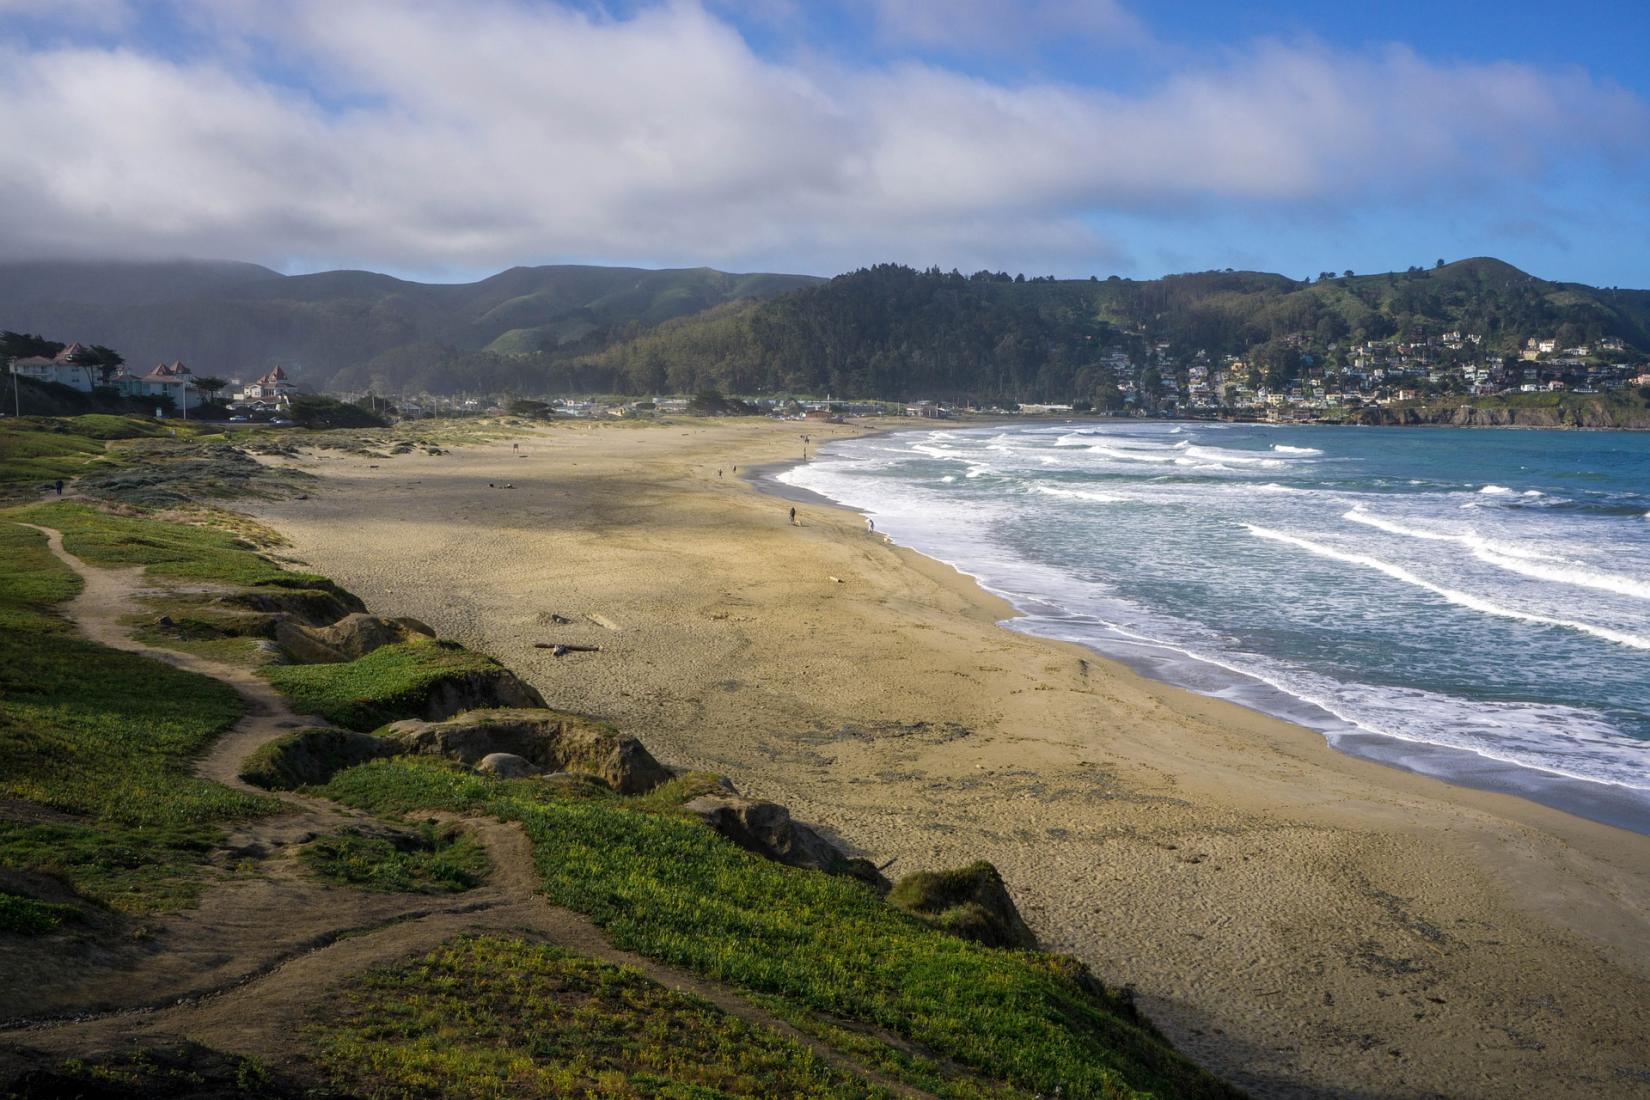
<box><xmin>863</xmin><ymin>0</ymin><xmax>1145</xmax><ymax>53</ymax></box>
<box><xmin>0</xmin><ymin>1</ymin><xmax>1642</xmax><ymax>275</ymax></box>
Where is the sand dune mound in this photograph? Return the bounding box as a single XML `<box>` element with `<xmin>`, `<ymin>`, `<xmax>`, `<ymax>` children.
<box><xmin>237</xmin><ymin>727</ymin><xmax>396</xmax><ymax>790</ymax></box>
<box><xmin>385</xmin><ymin>708</ymin><xmax>672</xmax><ymax>794</ymax></box>
<box><xmin>682</xmin><ymin>795</ymin><xmax>888</xmax><ymax>888</ymax></box>
<box><xmin>889</xmin><ymin>861</ymin><xmax>1037</xmax><ymax>950</ymax></box>
<box><xmin>274</xmin><ymin>612</ymin><xmax>437</xmax><ymax>664</ymax></box>
<box><xmin>218</xmin><ymin>585</ymin><xmax>365</xmax><ymax>627</ymax></box>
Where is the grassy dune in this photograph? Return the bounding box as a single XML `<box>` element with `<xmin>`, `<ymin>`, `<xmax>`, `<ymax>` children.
<box><xmin>319</xmin><ymin>759</ymin><xmax>1237</xmax><ymax>1099</ymax></box>
<box><xmin>0</xmin><ymin>520</ymin><xmax>273</xmax><ymax>916</ymax></box>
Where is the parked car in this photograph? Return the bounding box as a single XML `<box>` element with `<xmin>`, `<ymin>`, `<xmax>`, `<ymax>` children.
<box><xmin>228</xmin><ymin>415</ymin><xmax>249</xmax><ymax>422</ymax></box>
<box><xmin>269</xmin><ymin>417</ymin><xmax>293</xmax><ymax>426</ymax></box>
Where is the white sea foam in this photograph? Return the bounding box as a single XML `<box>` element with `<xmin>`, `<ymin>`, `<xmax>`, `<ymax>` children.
<box><xmin>1340</xmin><ymin>506</ymin><xmax>1650</xmax><ymax>599</ymax></box>
<box><xmin>1030</xmin><ymin>485</ymin><xmax>1130</xmax><ymax>504</ymax></box>
<box><xmin>1246</xmin><ymin>525</ymin><xmax>1650</xmax><ymax>650</ymax></box>
<box><xmin>1342</xmin><ymin>507</ymin><xmax>1557</xmax><ymax>560</ymax></box>
<box><xmin>1479</xmin><ymin>484</ymin><xmax>1514</xmax><ymax>495</ymax></box>
<box><xmin>1089</xmin><ymin>445</ymin><xmax>1178</xmax><ymax>463</ymax></box>
<box><xmin>1474</xmin><ymin>547</ymin><xmax>1650</xmax><ymax>601</ymax></box>
<box><xmin>1272</xmin><ymin>444</ymin><xmax>1323</xmax><ymax>455</ymax></box>
<box><xmin>1181</xmin><ymin>444</ymin><xmax>1286</xmax><ymax>467</ymax></box>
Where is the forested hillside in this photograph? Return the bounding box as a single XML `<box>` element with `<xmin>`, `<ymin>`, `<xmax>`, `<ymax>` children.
<box><xmin>556</xmin><ymin>259</ymin><xmax>1650</xmax><ymax>403</ymax></box>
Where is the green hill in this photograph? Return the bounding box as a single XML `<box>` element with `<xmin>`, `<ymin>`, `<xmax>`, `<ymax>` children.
<box><xmin>0</xmin><ymin>261</ymin><xmax>822</xmax><ymax>390</ymax></box>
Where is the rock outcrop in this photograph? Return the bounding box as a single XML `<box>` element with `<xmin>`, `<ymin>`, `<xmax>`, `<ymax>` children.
<box><xmin>888</xmin><ymin>860</ymin><xmax>1037</xmax><ymax>950</ymax></box>
<box><xmin>681</xmin><ymin>795</ymin><xmax>887</xmax><ymax>888</ymax></box>
<box><xmin>274</xmin><ymin>613</ymin><xmax>437</xmax><ymax>664</ymax></box>
<box><xmin>219</xmin><ymin>585</ymin><xmax>366</xmax><ymax>627</ymax></box>
<box><xmin>475</xmin><ymin>752</ymin><xmax>537</xmax><ymax>778</ymax></box>
<box><xmin>237</xmin><ymin>727</ymin><xmax>395</xmax><ymax>790</ymax></box>
<box><xmin>1345</xmin><ymin>400</ymin><xmax>1650</xmax><ymax>430</ymax></box>
<box><xmin>384</xmin><ymin>709</ymin><xmax>671</xmax><ymax>794</ymax></box>
<box><xmin>407</xmin><ymin>666</ymin><xmax>546</xmax><ymax>725</ymax></box>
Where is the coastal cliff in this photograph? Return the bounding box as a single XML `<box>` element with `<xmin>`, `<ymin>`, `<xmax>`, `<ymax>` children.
<box><xmin>1345</xmin><ymin>395</ymin><xmax>1650</xmax><ymax>429</ymax></box>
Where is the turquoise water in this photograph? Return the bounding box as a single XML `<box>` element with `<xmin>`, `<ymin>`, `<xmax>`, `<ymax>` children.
<box><xmin>779</xmin><ymin>422</ymin><xmax>1650</xmax><ymax>831</ymax></box>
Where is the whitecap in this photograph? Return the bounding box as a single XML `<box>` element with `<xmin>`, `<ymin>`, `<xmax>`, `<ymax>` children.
<box><xmin>1479</xmin><ymin>485</ymin><xmax>1514</xmax><ymax>495</ymax></box>
<box><xmin>1030</xmin><ymin>485</ymin><xmax>1130</xmax><ymax>504</ymax></box>
<box><xmin>1246</xmin><ymin>524</ymin><xmax>1650</xmax><ymax>650</ymax></box>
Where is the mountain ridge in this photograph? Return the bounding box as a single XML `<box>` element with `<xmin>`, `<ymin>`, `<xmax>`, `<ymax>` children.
<box><xmin>0</xmin><ymin>260</ymin><xmax>823</xmax><ymax>382</ymax></box>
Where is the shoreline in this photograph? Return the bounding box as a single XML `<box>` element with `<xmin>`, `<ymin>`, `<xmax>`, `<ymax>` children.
<box><xmin>752</xmin><ymin>431</ymin><xmax>1650</xmax><ymax>837</ymax></box>
<box><xmin>247</xmin><ymin>418</ymin><xmax>1650</xmax><ymax>1099</ymax></box>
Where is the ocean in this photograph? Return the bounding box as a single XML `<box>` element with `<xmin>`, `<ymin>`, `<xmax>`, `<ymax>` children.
<box><xmin>776</xmin><ymin>421</ymin><xmax>1650</xmax><ymax>832</ymax></box>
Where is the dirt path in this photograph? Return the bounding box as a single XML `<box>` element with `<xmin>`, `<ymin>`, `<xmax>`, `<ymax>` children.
<box><xmin>2</xmin><ymin>524</ymin><xmax>932</xmax><ymax>1096</ymax></box>
<box><xmin>18</xmin><ymin>523</ymin><xmax>331</xmax><ymax>796</ymax></box>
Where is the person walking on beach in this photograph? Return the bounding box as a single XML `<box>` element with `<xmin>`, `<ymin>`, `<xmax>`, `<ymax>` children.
<box><xmin>866</xmin><ymin>517</ymin><xmax>874</xmax><ymax>533</ymax></box>
<box><xmin>789</xmin><ymin>506</ymin><xmax>797</xmax><ymax>526</ymax></box>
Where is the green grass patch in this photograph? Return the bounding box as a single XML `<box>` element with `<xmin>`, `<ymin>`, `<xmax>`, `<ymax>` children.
<box><xmin>0</xmin><ymin>823</ymin><xmax>222</xmax><ymax>916</ymax></box>
<box><xmin>0</xmin><ymin>426</ymin><xmax>105</xmax><ymax>491</ymax></box>
<box><xmin>58</xmin><ymin>414</ymin><xmax>168</xmax><ymax>441</ymax></box>
<box><xmin>10</xmin><ymin>501</ymin><xmax>327</xmax><ymax>589</ymax></box>
<box><xmin>320</xmin><ymin>759</ymin><xmax>1237</xmax><ymax>1099</ymax></box>
<box><xmin>126</xmin><ymin>591</ymin><xmax>282</xmax><ymax>668</ymax></box>
<box><xmin>1</xmin><ymin>1043</ymin><xmax>294</xmax><ymax>1098</ymax></box>
<box><xmin>313</xmin><ymin>934</ymin><xmax>888</xmax><ymax>1099</ymax></box>
<box><xmin>751</xmin><ymin>994</ymin><xmax>1035</xmax><ymax>1100</ymax></box>
<box><xmin>0</xmin><ymin>516</ymin><xmax>274</xmax><ymax>913</ymax></box>
<box><xmin>299</xmin><ymin>821</ymin><xmax>489</xmax><ymax>894</ymax></box>
<box><xmin>0</xmin><ymin>889</ymin><xmax>81</xmax><ymax>935</ymax></box>
<box><xmin>0</xmin><ymin>520</ymin><xmax>81</xmax><ymax>633</ymax></box>
<box><xmin>79</xmin><ymin>438</ymin><xmax>314</xmax><ymax>506</ymax></box>
<box><xmin>264</xmin><ymin>641</ymin><xmax>510</xmax><ymax>731</ymax></box>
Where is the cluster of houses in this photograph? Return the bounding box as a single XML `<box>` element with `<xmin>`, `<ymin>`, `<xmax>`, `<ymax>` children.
<box><xmin>7</xmin><ymin>342</ymin><xmax>298</xmax><ymax>416</ymax></box>
<box><xmin>1099</xmin><ymin>333</ymin><xmax>1648</xmax><ymax>419</ymax></box>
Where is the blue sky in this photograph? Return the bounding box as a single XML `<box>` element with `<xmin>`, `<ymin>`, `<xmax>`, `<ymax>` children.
<box><xmin>1</xmin><ymin>0</ymin><xmax>1647</xmax><ymax>286</ymax></box>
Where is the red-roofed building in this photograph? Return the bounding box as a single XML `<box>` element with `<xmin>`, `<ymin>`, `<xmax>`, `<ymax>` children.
<box><xmin>236</xmin><ymin>365</ymin><xmax>295</xmax><ymax>410</ymax></box>
<box><xmin>118</xmin><ymin>360</ymin><xmax>200</xmax><ymax>411</ymax></box>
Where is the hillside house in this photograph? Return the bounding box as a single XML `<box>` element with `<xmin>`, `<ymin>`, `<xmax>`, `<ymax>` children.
<box><xmin>236</xmin><ymin>366</ymin><xmax>295</xmax><ymax>410</ymax></box>
<box><xmin>121</xmin><ymin>360</ymin><xmax>201</xmax><ymax>411</ymax></box>
<box><xmin>8</xmin><ymin>342</ymin><xmax>108</xmax><ymax>392</ymax></box>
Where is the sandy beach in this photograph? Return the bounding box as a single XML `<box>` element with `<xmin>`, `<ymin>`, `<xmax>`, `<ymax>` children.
<box><xmin>247</xmin><ymin>418</ymin><xmax>1650</xmax><ymax>1100</ymax></box>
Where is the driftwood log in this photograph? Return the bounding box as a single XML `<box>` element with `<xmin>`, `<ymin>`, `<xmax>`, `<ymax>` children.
<box><xmin>533</xmin><ymin>642</ymin><xmax>602</xmax><ymax>656</ymax></box>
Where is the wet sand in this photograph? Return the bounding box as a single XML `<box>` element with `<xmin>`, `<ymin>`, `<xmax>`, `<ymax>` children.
<box><xmin>248</xmin><ymin>418</ymin><xmax>1650</xmax><ymax>1099</ymax></box>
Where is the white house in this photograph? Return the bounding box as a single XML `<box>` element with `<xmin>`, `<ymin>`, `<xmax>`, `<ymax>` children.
<box><xmin>119</xmin><ymin>361</ymin><xmax>201</xmax><ymax>411</ymax></box>
<box><xmin>9</xmin><ymin>342</ymin><xmax>108</xmax><ymax>392</ymax></box>
<box><xmin>236</xmin><ymin>365</ymin><xmax>296</xmax><ymax>409</ymax></box>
